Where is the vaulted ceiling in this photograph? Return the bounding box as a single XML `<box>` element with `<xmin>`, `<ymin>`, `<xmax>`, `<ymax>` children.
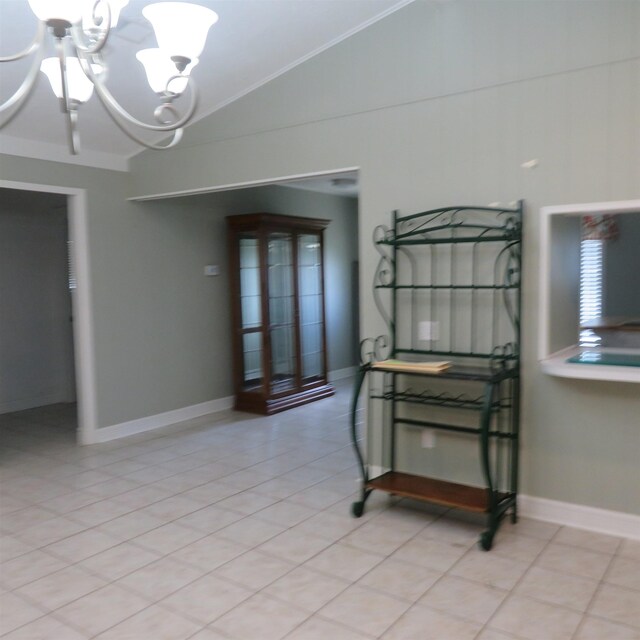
<box><xmin>0</xmin><ymin>0</ymin><xmax>411</xmax><ymax>168</ymax></box>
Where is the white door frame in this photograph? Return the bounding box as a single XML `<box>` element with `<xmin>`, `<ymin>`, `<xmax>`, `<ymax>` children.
<box><xmin>0</xmin><ymin>179</ymin><xmax>98</xmax><ymax>445</ymax></box>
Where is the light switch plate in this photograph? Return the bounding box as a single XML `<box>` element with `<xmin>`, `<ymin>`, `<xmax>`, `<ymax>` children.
<box><xmin>418</xmin><ymin>321</ymin><xmax>439</xmax><ymax>341</ymax></box>
<box><xmin>204</xmin><ymin>265</ymin><xmax>220</xmax><ymax>276</ymax></box>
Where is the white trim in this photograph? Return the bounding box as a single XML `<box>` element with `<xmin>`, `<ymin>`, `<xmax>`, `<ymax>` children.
<box><xmin>0</xmin><ymin>134</ymin><xmax>129</xmax><ymax>172</ymax></box>
<box><xmin>520</xmin><ymin>494</ymin><xmax>640</xmax><ymax>541</ymax></box>
<box><xmin>128</xmin><ymin>166</ymin><xmax>361</xmax><ymax>202</ymax></box>
<box><xmin>0</xmin><ymin>179</ymin><xmax>99</xmax><ymax>446</ymax></box>
<box><xmin>328</xmin><ymin>366</ymin><xmax>357</xmax><ymax>382</ymax></box>
<box><xmin>89</xmin><ymin>396</ymin><xmax>234</xmax><ymax>444</ymax></box>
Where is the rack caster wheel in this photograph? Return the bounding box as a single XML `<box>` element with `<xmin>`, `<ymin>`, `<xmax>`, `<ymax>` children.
<box><xmin>351</xmin><ymin>501</ymin><xmax>365</xmax><ymax>518</ymax></box>
<box><xmin>479</xmin><ymin>531</ymin><xmax>494</xmax><ymax>551</ymax></box>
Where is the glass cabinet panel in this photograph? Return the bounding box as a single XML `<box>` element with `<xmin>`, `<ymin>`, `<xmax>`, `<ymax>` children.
<box><xmin>298</xmin><ymin>233</ymin><xmax>324</xmax><ymax>382</ymax></box>
<box><xmin>268</xmin><ymin>233</ymin><xmax>295</xmax><ymax>394</ymax></box>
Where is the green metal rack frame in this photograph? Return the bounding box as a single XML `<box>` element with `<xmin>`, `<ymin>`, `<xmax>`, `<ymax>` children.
<box><xmin>350</xmin><ymin>202</ymin><xmax>523</xmax><ymax>550</ymax></box>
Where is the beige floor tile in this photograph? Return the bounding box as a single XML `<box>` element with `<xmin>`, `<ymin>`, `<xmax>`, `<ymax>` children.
<box><xmin>506</xmin><ymin>517</ymin><xmax>561</xmax><ymax>541</ymax></box>
<box><xmin>257</xmin><ymin>528</ymin><xmax>332</xmax><ymax>563</ymax></box>
<box><xmin>553</xmin><ymin>526</ymin><xmax>622</xmax><ymax>555</ymax></box>
<box><xmin>117</xmin><ymin>556</ymin><xmax>204</xmax><ymax>600</ymax></box>
<box><xmin>575</xmin><ymin>615</ymin><xmax>640</xmax><ymax>639</ymax></box>
<box><xmin>142</xmin><ymin>494</ymin><xmax>205</xmax><ymax>520</ymax></box>
<box><xmin>188</xmin><ymin>628</ymin><xmax>232</xmax><ymax>640</ymax></box>
<box><xmin>43</xmin><ymin>528</ymin><xmax>120</xmax><ymax>562</ymax></box>
<box><xmin>16</xmin><ymin>565</ymin><xmax>106</xmax><ymax>611</ymax></box>
<box><xmin>420</xmin><ymin>515</ymin><xmax>483</xmax><ymax>545</ymax></box>
<box><xmin>342</xmin><ymin>521</ymin><xmax>418</xmax><ymax>556</ymax></box>
<box><xmin>161</xmin><ymin>573</ymin><xmax>252</xmax><ymax>624</ymax></box>
<box><xmin>20</xmin><ymin>516</ymin><xmax>88</xmax><ymax>548</ymax></box>
<box><xmin>96</xmin><ymin>509</ymin><xmax>166</xmax><ymax>540</ymax></box>
<box><xmin>131</xmin><ymin>521</ymin><xmax>206</xmax><ymax>555</ymax></box>
<box><xmin>535</xmin><ymin>542</ymin><xmax>612</xmax><ymax>581</ymax></box>
<box><xmin>215</xmin><ymin>490</ymin><xmax>278</xmax><ymax>515</ymax></box>
<box><xmin>489</xmin><ymin>531</ymin><xmax>548</xmax><ymax>564</ymax></box>
<box><xmin>450</xmin><ymin>551</ymin><xmax>530</xmax><ymax>591</ymax></box>
<box><xmin>212</xmin><ymin>593</ymin><xmax>309</xmax><ymax>640</ymax></box>
<box><xmin>79</xmin><ymin>541</ymin><xmax>160</xmax><ymax>580</ymax></box>
<box><xmin>0</xmin><ymin>549</ymin><xmax>67</xmax><ymax>589</ymax></box>
<box><xmin>419</xmin><ymin>575</ymin><xmax>507</xmax><ymax>624</ymax></box>
<box><xmin>175</xmin><ymin>504</ymin><xmax>245</xmax><ymax>534</ymax></box>
<box><xmin>216</xmin><ymin>516</ymin><xmax>287</xmax><ymax>548</ymax></box>
<box><xmin>285</xmin><ymin>615</ymin><xmax>374</xmax><ymax>639</ymax></box>
<box><xmin>318</xmin><ymin>583</ymin><xmax>410</xmax><ymax>637</ymax></box>
<box><xmin>295</xmin><ymin>510</ymin><xmax>365</xmax><ymax>541</ymax></box>
<box><xmin>1</xmin><ymin>615</ymin><xmax>88</xmax><ymax>639</ymax></box>
<box><xmin>0</xmin><ymin>536</ymin><xmax>34</xmax><ymax>563</ymax></box>
<box><xmin>169</xmin><ymin>535</ymin><xmax>249</xmax><ymax>572</ymax></box>
<box><xmin>606</xmin><ymin>556</ymin><xmax>640</xmax><ymax>591</ymax></box>
<box><xmin>66</xmin><ymin>498</ymin><xmax>133</xmax><ymax>527</ymax></box>
<box><xmin>476</xmin><ymin>630</ymin><xmax>525</xmax><ymax>640</ymax></box>
<box><xmin>382</xmin><ymin>603</ymin><xmax>482</xmax><ymax>640</ymax></box>
<box><xmin>264</xmin><ymin>566</ymin><xmax>349</xmax><ymax>613</ymax></box>
<box><xmin>619</xmin><ymin>539</ymin><xmax>640</xmax><ymax>562</ymax></box>
<box><xmin>304</xmin><ymin>542</ymin><xmax>384</xmax><ymax>582</ymax></box>
<box><xmin>392</xmin><ymin>536</ymin><xmax>469</xmax><ymax>573</ymax></box>
<box><xmin>55</xmin><ymin>584</ymin><xmax>150</xmax><ymax>636</ymax></box>
<box><xmin>590</xmin><ymin>583</ymin><xmax>640</xmax><ymax>629</ymax></box>
<box><xmin>287</xmin><ymin>486</ymin><xmax>345</xmax><ymax>510</ymax></box>
<box><xmin>0</xmin><ymin>507</ymin><xmax>58</xmax><ymax>534</ymax></box>
<box><xmin>254</xmin><ymin>500</ymin><xmax>317</xmax><ymax>528</ymax></box>
<box><xmin>94</xmin><ymin>604</ymin><xmax>201</xmax><ymax>639</ymax></box>
<box><xmin>214</xmin><ymin>549</ymin><xmax>296</xmax><ymax>590</ymax></box>
<box><xmin>0</xmin><ymin>592</ymin><xmax>46</xmax><ymax>635</ymax></box>
<box><xmin>515</xmin><ymin>566</ymin><xmax>599</xmax><ymax>611</ymax></box>
<box><xmin>357</xmin><ymin>557</ymin><xmax>442</xmax><ymax>603</ymax></box>
<box><xmin>490</xmin><ymin>595</ymin><xmax>583</xmax><ymax>640</ymax></box>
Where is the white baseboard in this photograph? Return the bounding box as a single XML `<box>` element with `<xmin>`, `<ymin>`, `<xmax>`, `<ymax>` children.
<box><xmin>85</xmin><ymin>396</ymin><xmax>234</xmax><ymax>445</ymax></box>
<box><xmin>519</xmin><ymin>494</ymin><xmax>640</xmax><ymax>541</ymax></box>
<box><xmin>329</xmin><ymin>366</ymin><xmax>356</xmax><ymax>382</ymax></box>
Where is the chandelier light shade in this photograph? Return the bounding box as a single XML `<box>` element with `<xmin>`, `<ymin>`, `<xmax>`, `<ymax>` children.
<box><xmin>41</xmin><ymin>57</ymin><xmax>96</xmax><ymax>103</ymax></box>
<box><xmin>142</xmin><ymin>3</ymin><xmax>218</xmax><ymax>63</ymax></box>
<box><xmin>0</xmin><ymin>0</ymin><xmax>218</xmax><ymax>154</ymax></box>
<box><xmin>27</xmin><ymin>0</ymin><xmax>84</xmax><ymax>24</ymax></box>
<box><xmin>136</xmin><ymin>49</ymin><xmax>198</xmax><ymax>96</ymax></box>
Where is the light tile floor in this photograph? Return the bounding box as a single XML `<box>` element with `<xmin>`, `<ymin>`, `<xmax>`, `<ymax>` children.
<box><xmin>1</xmin><ymin>382</ymin><xmax>639</xmax><ymax>639</ymax></box>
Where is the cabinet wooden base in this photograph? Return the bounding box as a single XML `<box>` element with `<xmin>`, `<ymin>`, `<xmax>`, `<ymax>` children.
<box><xmin>235</xmin><ymin>384</ymin><xmax>334</xmax><ymax>415</ymax></box>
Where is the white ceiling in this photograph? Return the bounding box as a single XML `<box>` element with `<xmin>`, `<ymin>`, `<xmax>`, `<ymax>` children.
<box><xmin>0</xmin><ymin>0</ymin><xmax>411</xmax><ymax>168</ymax></box>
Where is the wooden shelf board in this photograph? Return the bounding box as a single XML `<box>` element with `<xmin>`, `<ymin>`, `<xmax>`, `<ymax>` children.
<box><xmin>367</xmin><ymin>471</ymin><xmax>493</xmax><ymax>512</ymax></box>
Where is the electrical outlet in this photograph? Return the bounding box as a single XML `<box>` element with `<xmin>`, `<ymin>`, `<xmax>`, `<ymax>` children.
<box><xmin>418</xmin><ymin>321</ymin><xmax>439</xmax><ymax>341</ymax></box>
<box><xmin>421</xmin><ymin>429</ymin><xmax>436</xmax><ymax>448</ymax></box>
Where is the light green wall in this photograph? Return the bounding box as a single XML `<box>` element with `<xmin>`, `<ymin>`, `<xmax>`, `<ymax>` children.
<box><xmin>0</xmin><ymin>159</ymin><xmax>357</xmax><ymax>428</ymax></box>
<box><xmin>129</xmin><ymin>0</ymin><xmax>640</xmax><ymax>514</ymax></box>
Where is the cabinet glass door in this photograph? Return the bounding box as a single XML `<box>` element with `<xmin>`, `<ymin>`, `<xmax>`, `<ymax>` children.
<box><xmin>298</xmin><ymin>233</ymin><xmax>324</xmax><ymax>382</ymax></box>
<box><xmin>239</xmin><ymin>235</ymin><xmax>262</xmax><ymax>389</ymax></box>
<box><xmin>268</xmin><ymin>233</ymin><xmax>296</xmax><ymax>394</ymax></box>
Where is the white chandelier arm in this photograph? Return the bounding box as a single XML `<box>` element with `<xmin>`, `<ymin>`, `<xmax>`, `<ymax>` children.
<box><xmin>65</xmin><ymin>107</ymin><xmax>81</xmax><ymax>155</ymax></box>
<box><xmin>70</xmin><ymin>1</ymin><xmax>111</xmax><ymax>57</ymax></box>
<box><xmin>0</xmin><ymin>20</ymin><xmax>45</xmax><ymax>62</ymax></box>
<box><xmin>0</xmin><ymin>45</ymin><xmax>45</xmax><ymax>128</ymax></box>
<box><xmin>80</xmin><ymin>53</ymin><xmax>199</xmax><ymax>132</ymax></box>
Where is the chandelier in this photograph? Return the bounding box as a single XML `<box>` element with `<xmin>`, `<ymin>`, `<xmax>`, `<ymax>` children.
<box><xmin>0</xmin><ymin>1</ymin><xmax>218</xmax><ymax>154</ymax></box>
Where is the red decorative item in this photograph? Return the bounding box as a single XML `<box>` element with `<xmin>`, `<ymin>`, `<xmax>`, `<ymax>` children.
<box><xmin>582</xmin><ymin>214</ymin><xmax>619</xmax><ymax>240</ymax></box>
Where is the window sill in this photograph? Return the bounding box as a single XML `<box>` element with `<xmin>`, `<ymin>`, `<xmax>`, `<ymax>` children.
<box><xmin>540</xmin><ymin>346</ymin><xmax>640</xmax><ymax>383</ymax></box>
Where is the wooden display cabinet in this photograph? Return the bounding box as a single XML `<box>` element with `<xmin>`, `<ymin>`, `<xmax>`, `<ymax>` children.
<box><xmin>227</xmin><ymin>213</ymin><xmax>334</xmax><ymax>414</ymax></box>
